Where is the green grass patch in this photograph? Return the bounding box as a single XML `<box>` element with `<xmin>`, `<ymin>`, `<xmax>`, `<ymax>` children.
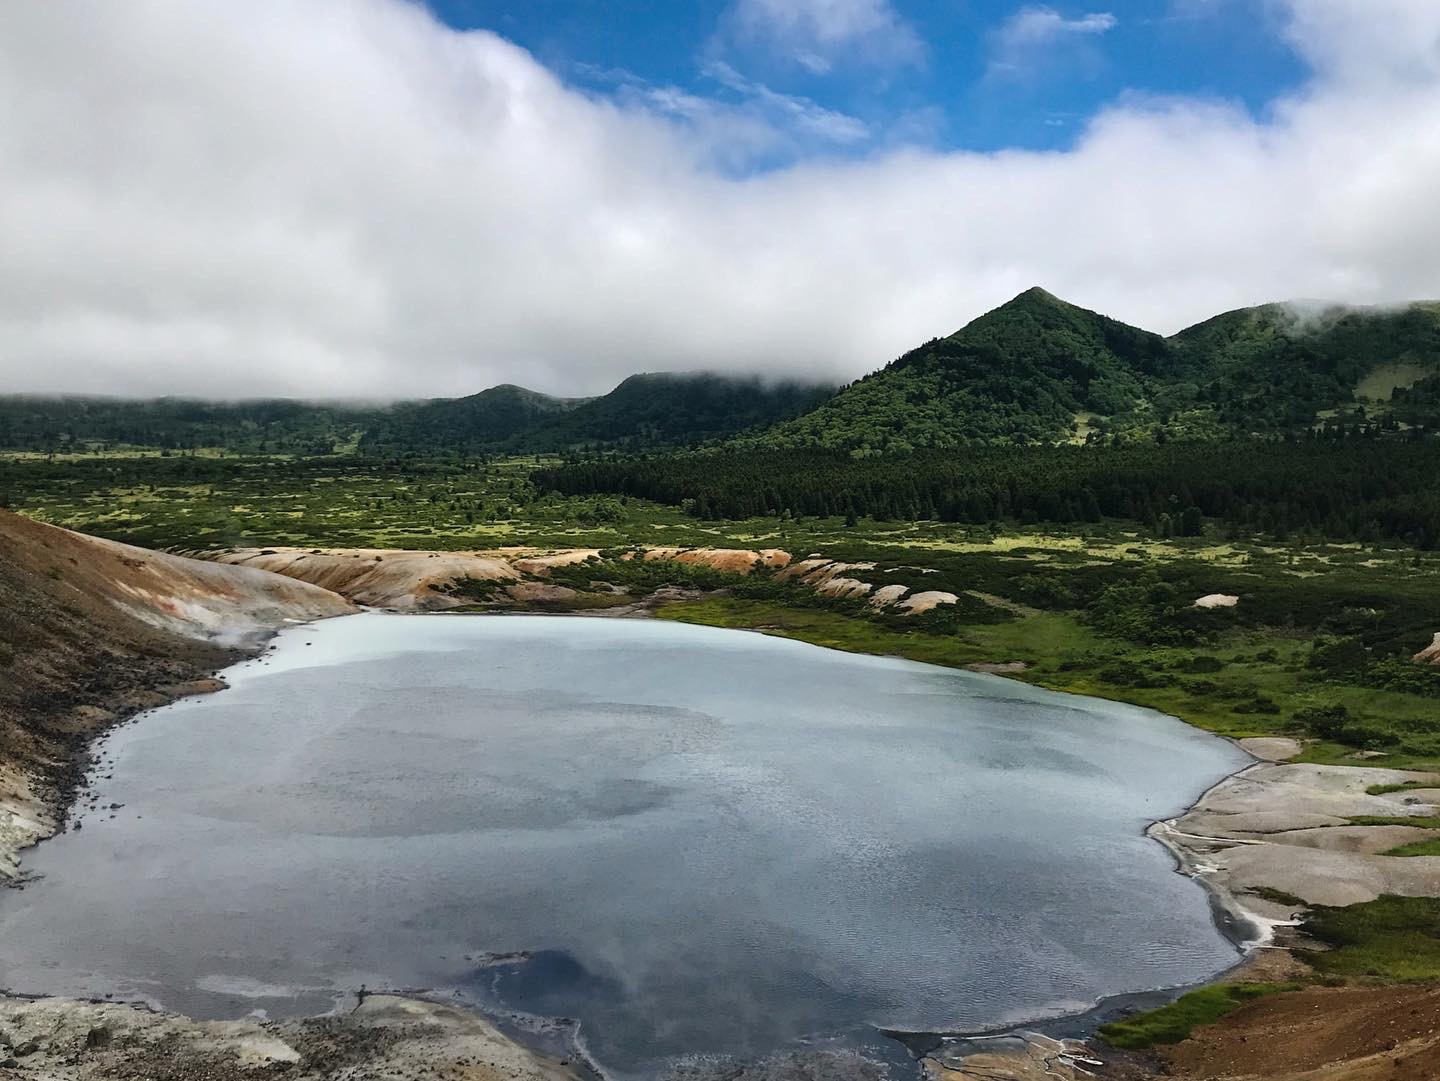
<box><xmin>1097</xmin><ymin>983</ymin><xmax>1302</xmax><ymax>1048</ymax></box>
<box><xmin>1251</xmin><ymin>886</ymin><xmax>1307</xmax><ymax>908</ymax></box>
<box><xmin>1300</xmin><ymin>895</ymin><xmax>1440</xmax><ymax>980</ymax></box>
<box><xmin>1381</xmin><ymin>837</ymin><xmax>1440</xmax><ymax>857</ymax></box>
<box><xmin>1348</xmin><ymin>815</ymin><xmax>1440</xmax><ymax>829</ymax></box>
<box><xmin>1367</xmin><ymin>781</ymin><xmax>1436</xmax><ymax>796</ymax></box>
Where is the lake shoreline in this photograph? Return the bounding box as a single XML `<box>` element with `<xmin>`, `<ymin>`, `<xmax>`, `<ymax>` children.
<box><xmin>2</xmin><ymin>601</ymin><xmax>1269</xmax><ymax>1081</ymax></box>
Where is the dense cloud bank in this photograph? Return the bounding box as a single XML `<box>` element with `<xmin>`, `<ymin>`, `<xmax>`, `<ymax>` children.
<box><xmin>1</xmin><ymin>1</ymin><xmax>1438</xmax><ymax>398</ymax></box>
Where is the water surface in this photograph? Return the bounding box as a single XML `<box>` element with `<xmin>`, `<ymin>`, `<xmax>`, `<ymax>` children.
<box><xmin>0</xmin><ymin>614</ymin><xmax>1249</xmax><ymax>1077</ymax></box>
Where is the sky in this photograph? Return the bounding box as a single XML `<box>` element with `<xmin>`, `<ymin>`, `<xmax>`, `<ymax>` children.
<box><xmin>1</xmin><ymin>1</ymin><xmax>1438</xmax><ymax>399</ymax></box>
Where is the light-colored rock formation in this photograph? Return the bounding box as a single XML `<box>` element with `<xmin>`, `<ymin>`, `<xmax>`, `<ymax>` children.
<box><xmin>511</xmin><ymin>549</ymin><xmax>601</xmax><ymax>576</ymax></box>
<box><xmin>815</xmin><ymin>577</ymin><xmax>872</xmax><ymax>599</ymax></box>
<box><xmin>641</xmin><ymin>547</ymin><xmax>791</xmax><ymax>573</ymax></box>
<box><xmin>213</xmin><ymin>547</ymin><xmax>520</xmax><ymax>610</ymax></box>
<box><xmin>23</xmin><ymin>525</ymin><xmax>354</xmax><ymax>648</ymax></box>
<box><xmin>899</xmin><ymin>591</ymin><xmax>960</xmax><ymax>614</ymax></box>
<box><xmin>869</xmin><ymin>584</ymin><xmax>910</xmax><ymax>607</ymax></box>
<box><xmin>1194</xmin><ymin>593</ymin><xmax>1240</xmax><ymax>609</ymax></box>
<box><xmin>1154</xmin><ymin>762</ymin><xmax>1440</xmax><ymax>913</ymax></box>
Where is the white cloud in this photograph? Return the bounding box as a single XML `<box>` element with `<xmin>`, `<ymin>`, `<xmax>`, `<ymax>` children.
<box><xmin>1</xmin><ymin>0</ymin><xmax>1439</xmax><ymax>399</ymax></box>
<box><xmin>718</xmin><ymin>0</ymin><xmax>926</xmax><ymax>75</ymax></box>
<box><xmin>1280</xmin><ymin>0</ymin><xmax>1440</xmax><ymax>85</ymax></box>
<box><xmin>699</xmin><ymin>60</ymin><xmax>870</xmax><ymax>146</ymax></box>
<box><xmin>989</xmin><ymin>6</ymin><xmax>1118</xmax><ymax>76</ymax></box>
<box><xmin>588</xmin><ymin>63</ymin><xmax>868</xmax><ymax>173</ymax></box>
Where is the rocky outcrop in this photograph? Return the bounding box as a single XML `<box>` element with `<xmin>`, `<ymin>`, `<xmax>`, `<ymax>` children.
<box><xmin>899</xmin><ymin>591</ymin><xmax>960</xmax><ymax>614</ymax></box>
<box><xmin>1153</xmin><ymin>760</ymin><xmax>1440</xmax><ymax>917</ymax></box>
<box><xmin>1194</xmin><ymin>593</ymin><xmax>1239</xmax><ymax>609</ymax></box>
<box><xmin>209</xmin><ymin>545</ymin><xmax>981</xmax><ymax>618</ymax></box>
<box><xmin>641</xmin><ymin>547</ymin><xmax>792</xmax><ymax>573</ymax></box>
<box><xmin>211</xmin><ymin>547</ymin><xmax>521</xmax><ymax>610</ymax></box>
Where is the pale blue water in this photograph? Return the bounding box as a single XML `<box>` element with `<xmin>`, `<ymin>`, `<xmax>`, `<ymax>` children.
<box><xmin>0</xmin><ymin>614</ymin><xmax>1249</xmax><ymax>1077</ymax></box>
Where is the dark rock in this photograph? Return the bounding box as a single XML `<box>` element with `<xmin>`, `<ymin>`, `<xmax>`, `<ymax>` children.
<box><xmin>85</xmin><ymin>1025</ymin><xmax>112</xmax><ymax>1049</ymax></box>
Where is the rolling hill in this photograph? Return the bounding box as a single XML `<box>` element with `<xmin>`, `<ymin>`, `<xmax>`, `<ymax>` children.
<box><xmin>360</xmin><ymin>383</ymin><xmax>592</xmax><ymax>455</ymax></box>
<box><xmin>362</xmin><ymin>372</ymin><xmax>836</xmax><ymax>454</ymax></box>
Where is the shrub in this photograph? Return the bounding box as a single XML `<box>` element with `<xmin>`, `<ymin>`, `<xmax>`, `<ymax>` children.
<box><xmin>1307</xmin><ymin>636</ymin><xmax>1368</xmax><ymax>675</ymax></box>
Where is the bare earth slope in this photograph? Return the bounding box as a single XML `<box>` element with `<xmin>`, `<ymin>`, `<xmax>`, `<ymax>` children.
<box><xmin>0</xmin><ymin>509</ymin><xmax>354</xmax><ymax>881</ymax></box>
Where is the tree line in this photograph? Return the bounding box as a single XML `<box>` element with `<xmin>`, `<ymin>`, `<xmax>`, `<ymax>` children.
<box><xmin>533</xmin><ymin>440</ymin><xmax>1440</xmax><ymax>548</ymax></box>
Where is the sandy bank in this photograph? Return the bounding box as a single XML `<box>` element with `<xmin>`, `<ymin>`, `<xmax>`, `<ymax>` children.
<box><xmin>0</xmin><ymin>993</ymin><xmax>579</xmax><ymax>1081</ymax></box>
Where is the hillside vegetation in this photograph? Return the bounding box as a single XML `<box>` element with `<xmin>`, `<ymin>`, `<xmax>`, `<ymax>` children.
<box><xmin>4</xmin><ymin>373</ymin><xmax>836</xmax><ymax>458</ymax></box>
<box><xmin>743</xmin><ymin>289</ymin><xmax>1440</xmax><ymax>453</ymax></box>
<box><xmin>0</xmin><ymin>396</ymin><xmax>385</xmax><ymax>455</ymax></box>
<box><xmin>364</xmin><ymin>372</ymin><xmax>835</xmax><ymax>454</ymax></box>
<box><xmin>360</xmin><ymin>384</ymin><xmax>591</xmax><ymax>455</ymax></box>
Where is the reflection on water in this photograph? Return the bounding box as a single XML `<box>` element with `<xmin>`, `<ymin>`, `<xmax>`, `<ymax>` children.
<box><xmin>0</xmin><ymin>614</ymin><xmax>1249</xmax><ymax>1078</ymax></box>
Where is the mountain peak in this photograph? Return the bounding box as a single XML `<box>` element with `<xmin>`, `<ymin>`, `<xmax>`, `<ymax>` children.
<box><xmin>1015</xmin><ymin>285</ymin><xmax>1061</xmax><ymax>303</ymax></box>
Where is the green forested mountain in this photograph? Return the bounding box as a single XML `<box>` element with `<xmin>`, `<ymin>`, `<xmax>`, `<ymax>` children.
<box><xmin>743</xmin><ymin>290</ymin><xmax>1440</xmax><ymax>454</ymax></box>
<box><xmin>0</xmin><ymin>374</ymin><xmax>835</xmax><ymax>456</ymax></box>
<box><xmin>0</xmin><ymin>396</ymin><xmax>385</xmax><ymax>454</ymax></box>
<box><xmin>518</xmin><ymin>372</ymin><xmax>835</xmax><ymax>450</ymax></box>
<box><xmin>1170</xmin><ymin>301</ymin><xmax>1440</xmax><ymax>432</ymax></box>
<box><xmin>747</xmin><ymin>288</ymin><xmax>1176</xmax><ymax>453</ymax></box>
<box><xmin>360</xmin><ymin>384</ymin><xmax>591</xmax><ymax>455</ymax></box>
<box><xmin>364</xmin><ymin>372</ymin><xmax>835</xmax><ymax>454</ymax></box>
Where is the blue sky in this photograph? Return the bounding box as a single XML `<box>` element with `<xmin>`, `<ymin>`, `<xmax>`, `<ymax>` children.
<box><xmin>430</xmin><ymin>1</ymin><xmax>1308</xmax><ymax>162</ymax></box>
<box><xmin>6</xmin><ymin>1</ymin><xmax>1438</xmax><ymax>398</ymax></box>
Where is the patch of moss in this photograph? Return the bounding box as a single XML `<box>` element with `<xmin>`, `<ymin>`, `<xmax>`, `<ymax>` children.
<box><xmin>1300</xmin><ymin>895</ymin><xmax>1440</xmax><ymax>981</ymax></box>
<box><xmin>1366</xmin><ymin>781</ymin><xmax>1435</xmax><ymax>796</ymax></box>
<box><xmin>1348</xmin><ymin>815</ymin><xmax>1440</xmax><ymax>829</ymax></box>
<box><xmin>1097</xmin><ymin>983</ymin><xmax>1301</xmax><ymax>1048</ymax></box>
<box><xmin>1381</xmin><ymin>838</ymin><xmax>1440</xmax><ymax>857</ymax></box>
<box><xmin>1251</xmin><ymin>886</ymin><xmax>1307</xmax><ymax>908</ymax></box>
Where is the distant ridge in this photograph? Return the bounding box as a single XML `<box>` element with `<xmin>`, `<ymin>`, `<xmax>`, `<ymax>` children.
<box><xmin>3</xmin><ymin>290</ymin><xmax>1438</xmax><ymax>456</ymax></box>
<box><xmin>361</xmin><ymin>371</ymin><xmax>837</xmax><ymax>454</ymax></box>
<box><xmin>361</xmin><ymin>383</ymin><xmax>591</xmax><ymax>454</ymax></box>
